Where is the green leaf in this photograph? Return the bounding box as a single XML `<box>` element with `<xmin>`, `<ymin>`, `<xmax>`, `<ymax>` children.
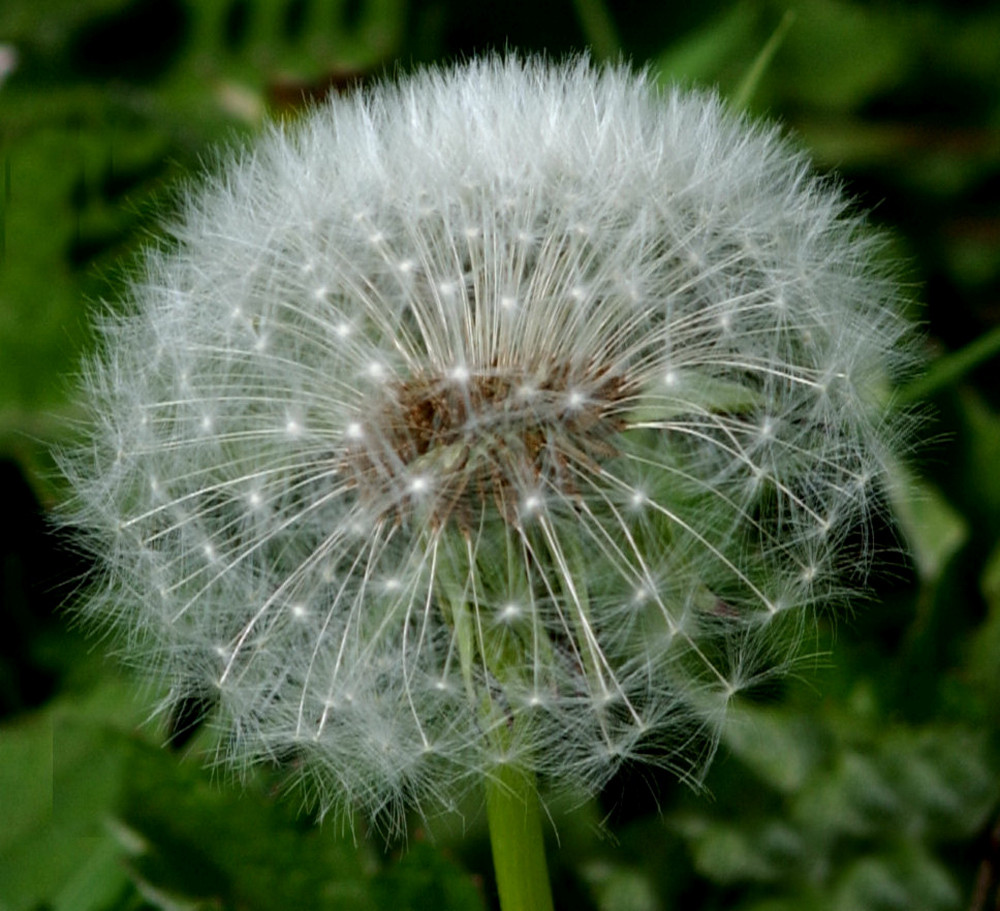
<box><xmin>886</xmin><ymin>459</ymin><xmax>967</xmax><ymax>585</ymax></box>
<box><xmin>374</xmin><ymin>843</ymin><xmax>487</xmax><ymax>911</ymax></box>
<box><xmin>677</xmin><ymin>810</ymin><xmax>809</xmax><ymax>885</ymax></box>
<box><xmin>0</xmin><ymin>675</ymin><xmax>144</xmax><ymax>911</ymax></box>
<box><xmin>669</xmin><ymin>687</ymin><xmax>997</xmax><ymax>909</ymax></box>
<box><xmin>833</xmin><ymin>846</ymin><xmax>961</xmax><ymax>911</ymax></box>
<box><xmin>655</xmin><ymin>3</ymin><xmax>762</xmax><ymax>89</ymax></box>
<box><xmin>51</xmin><ymin>834</ymin><xmax>133</xmax><ymax>911</ymax></box>
<box><xmin>119</xmin><ymin>741</ymin><xmax>376</xmax><ymax>911</ymax></box>
<box><xmin>0</xmin><ymin>710</ymin><xmax>53</xmax><ymax>857</ymax></box>
<box><xmin>721</xmin><ymin>703</ymin><xmax>824</xmax><ymax>794</ymax></box>
<box><xmin>965</xmin><ymin>536</ymin><xmax>1000</xmax><ymax>718</ymax></box>
<box><xmin>732</xmin><ymin>9</ymin><xmax>796</xmax><ymax>110</ymax></box>
<box><xmin>766</xmin><ymin>0</ymin><xmax>912</xmax><ymax>113</ymax></box>
<box><xmin>578</xmin><ymin>858</ymin><xmax>659</xmax><ymax>911</ymax></box>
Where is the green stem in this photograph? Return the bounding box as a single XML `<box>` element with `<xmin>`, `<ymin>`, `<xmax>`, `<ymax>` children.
<box><xmin>485</xmin><ymin>762</ymin><xmax>556</xmax><ymax>911</ymax></box>
<box><xmin>433</xmin><ymin>527</ymin><xmax>556</xmax><ymax>910</ymax></box>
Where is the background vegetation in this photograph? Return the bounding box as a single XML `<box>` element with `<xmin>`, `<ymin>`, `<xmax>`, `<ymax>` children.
<box><xmin>2</xmin><ymin>1</ymin><xmax>999</xmax><ymax>909</ymax></box>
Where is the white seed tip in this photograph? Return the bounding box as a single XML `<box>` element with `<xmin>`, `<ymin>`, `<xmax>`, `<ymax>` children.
<box><xmin>499</xmin><ymin>602</ymin><xmax>522</xmax><ymax>621</ymax></box>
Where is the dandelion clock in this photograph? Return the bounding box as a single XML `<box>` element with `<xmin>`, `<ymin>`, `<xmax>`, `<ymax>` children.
<box><xmin>57</xmin><ymin>56</ymin><xmax>914</xmax><ymax>911</ymax></box>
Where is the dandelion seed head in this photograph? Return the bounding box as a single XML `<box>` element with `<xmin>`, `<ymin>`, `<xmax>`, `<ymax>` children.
<box><xmin>55</xmin><ymin>56</ymin><xmax>915</xmax><ymax>830</ymax></box>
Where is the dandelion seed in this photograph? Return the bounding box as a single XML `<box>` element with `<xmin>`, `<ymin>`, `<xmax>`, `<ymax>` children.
<box><xmin>407</xmin><ymin>475</ymin><xmax>430</xmax><ymax>495</ymax></box>
<box><xmin>56</xmin><ymin>56</ymin><xmax>914</xmax><ymax>848</ymax></box>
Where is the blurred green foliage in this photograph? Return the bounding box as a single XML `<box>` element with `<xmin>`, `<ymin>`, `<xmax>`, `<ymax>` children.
<box><xmin>2</xmin><ymin>1</ymin><xmax>999</xmax><ymax>909</ymax></box>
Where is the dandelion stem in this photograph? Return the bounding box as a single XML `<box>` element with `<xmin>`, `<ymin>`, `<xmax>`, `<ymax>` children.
<box><xmin>485</xmin><ymin>761</ymin><xmax>555</xmax><ymax>911</ymax></box>
<box><xmin>435</xmin><ymin>526</ymin><xmax>555</xmax><ymax>908</ymax></box>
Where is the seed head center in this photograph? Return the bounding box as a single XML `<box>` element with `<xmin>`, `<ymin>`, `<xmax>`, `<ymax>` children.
<box><xmin>344</xmin><ymin>363</ymin><xmax>629</xmax><ymax>526</ymax></box>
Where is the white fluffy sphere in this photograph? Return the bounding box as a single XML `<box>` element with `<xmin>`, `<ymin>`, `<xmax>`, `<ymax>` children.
<box><xmin>58</xmin><ymin>56</ymin><xmax>913</xmax><ymax>827</ymax></box>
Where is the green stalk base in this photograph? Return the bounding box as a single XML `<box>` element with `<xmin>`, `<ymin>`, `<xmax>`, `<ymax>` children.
<box><xmin>484</xmin><ymin>763</ymin><xmax>556</xmax><ymax>911</ymax></box>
